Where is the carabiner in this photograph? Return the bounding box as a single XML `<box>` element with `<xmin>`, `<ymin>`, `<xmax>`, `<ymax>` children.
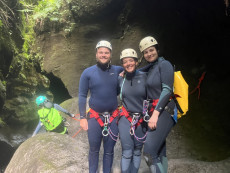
<box><xmin>102</xmin><ymin>126</ymin><xmax>109</xmax><ymax>136</ymax></box>
<box><xmin>143</xmin><ymin>113</ymin><xmax>150</xmax><ymax>122</ymax></box>
<box><xmin>130</xmin><ymin>127</ymin><xmax>134</xmax><ymax>136</ymax></box>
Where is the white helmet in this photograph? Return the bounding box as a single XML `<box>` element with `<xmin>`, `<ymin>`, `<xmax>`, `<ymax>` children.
<box><xmin>139</xmin><ymin>36</ymin><xmax>158</xmax><ymax>52</ymax></box>
<box><xmin>120</xmin><ymin>48</ymin><xmax>138</xmax><ymax>60</ymax></box>
<box><xmin>96</xmin><ymin>40</ymin><xmax>112</xmax><ymax>51</ymax></box>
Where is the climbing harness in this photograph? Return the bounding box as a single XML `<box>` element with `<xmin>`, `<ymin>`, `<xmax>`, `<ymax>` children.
<box><xmin>88</xmin><ymin>108</ymin><xmax>119</xmax><ymax>141</ymax></box>
<box><xmin>120</xmin><ymin>106</ymin><xmax>147</xmax><ymax>143</ymax></box>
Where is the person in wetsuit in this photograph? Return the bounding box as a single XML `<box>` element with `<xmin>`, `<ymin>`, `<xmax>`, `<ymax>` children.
<box><xmin>118</xmin><ymin>48</ymin><xmax>148</xmax><ymax>173</ymax></box>
<box><xmin>139</xmin><ymin>36</ymin><xmax>177</xmax><ymax>173</ymax></box>
<box><xmin>78</xmin><ymin>40</ymin><xmax>123</xmax><ymax>173</ymax></box>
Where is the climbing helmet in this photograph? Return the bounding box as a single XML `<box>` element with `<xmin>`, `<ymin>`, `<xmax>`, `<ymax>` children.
<box><xmin>139</xmin><ymin>36</ymin><xmax>158</xmax><ymax>52</ymax></box>
<box><xmin>96</xmin><ymin>40</ymin><xmax>112</xmax><ymax>51</ymax></box>
<box><xmin>36</xmin><ymin>96</ymin><xmax>47</xmax><ymax>106</ymax></box>
<box><xmin>120</xmin><ymin>48</ymin><xmax>138</xmax><ymax>60</ymax></box>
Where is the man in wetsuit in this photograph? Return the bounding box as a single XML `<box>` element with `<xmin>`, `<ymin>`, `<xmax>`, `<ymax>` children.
<box><xmin>78</xmin><ymin>40</ymin><xmax>123</xmax><ymax>173</ymax></box>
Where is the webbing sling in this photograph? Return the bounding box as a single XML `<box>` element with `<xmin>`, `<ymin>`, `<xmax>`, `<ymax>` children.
<box><xmin>88</xmin><ymin>108</ymin><xmax>119</xmax><ymax>127</ymax></box>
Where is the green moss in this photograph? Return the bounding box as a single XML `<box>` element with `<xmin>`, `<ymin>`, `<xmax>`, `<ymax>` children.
<box><xmin>18</xmin><ymin>0</ymin><xmax>69</xmax><ymax>60</ymax></box>
<box><xmin>2</xmin><ymin>80</ymin><xmax>6</xmax><ymax>86</ymax></box>
<box><xmin>0</xmin><ymin>118</ymin><xmax>6</xmax><ymax>126</ymax></box>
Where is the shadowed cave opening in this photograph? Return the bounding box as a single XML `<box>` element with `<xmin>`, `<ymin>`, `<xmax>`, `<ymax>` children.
<box><xmin>45</xmin><ymin>73</ymin><xmax>72</xmax><ymax>104</ymax></box>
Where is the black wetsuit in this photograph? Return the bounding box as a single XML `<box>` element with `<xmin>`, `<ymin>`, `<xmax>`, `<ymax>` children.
<box><xmin>118</xmin><ymin>70</ymin><xmax>148</xmax><ymax>173</ymax></box>
<box><xmin>143</xmin><ymin>57</ymin><xmax>176</xmax><ymax>173</ymax></box>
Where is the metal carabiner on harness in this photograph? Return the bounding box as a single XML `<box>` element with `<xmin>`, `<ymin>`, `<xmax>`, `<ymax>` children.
<box><xmin>102</xmin><ymin>112</ymin><xmax>110</xmax><ymax>136</ymax></box>
<box><xmin>143</xmin><ymin>100</ymin><xmax>150</xmax><ymax>122</ymax></box>
<box><xmin>143</xmin><ymin>113</ymin><xmax>150</xmax><ymax>122</ymax></box>
<box><xmin>130</xmin><ymin>113</ymin><xmax>140</xmax><ymax>136</ymax></box>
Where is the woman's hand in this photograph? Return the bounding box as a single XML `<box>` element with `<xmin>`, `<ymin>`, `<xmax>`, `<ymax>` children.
<box><xmin>80</xmin><ymin>119</ymin><xmax>88</xmax><ymax>131</ymax></box>
<box><xmin>148</xmin><ymin>110</ymin><xmax>160</xmax><ymax>130</ymax></box>
<box><xmin>119</xmin><ymin>70</ymin><xmax>125</xmax><ymax>77</ymax></box>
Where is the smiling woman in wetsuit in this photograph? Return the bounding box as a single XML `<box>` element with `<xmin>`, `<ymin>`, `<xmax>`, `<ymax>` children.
<box><xmin>118</xmin><ymin>48</ymin><xmax>148</xmax><ymax>173</ymax></box>
<box><xmin>139</xmin><ymin>36</ymin><xmax>177</xmax><ymax>173</ymax></box>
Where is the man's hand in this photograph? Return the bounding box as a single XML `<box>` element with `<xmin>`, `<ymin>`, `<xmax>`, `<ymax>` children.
<box><xmin>80</xmin><ymin>119</ymin><xmax>88</xmax><ymax>131</ymax></box>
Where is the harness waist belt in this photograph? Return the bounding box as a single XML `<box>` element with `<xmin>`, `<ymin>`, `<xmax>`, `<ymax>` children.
<box><xmin>88</xmin><ymin>108</ymin><xmax>119</xmax><ymax>127</ymax></box>
<box><xmin>148</xmin><ymin>99</ymin><xmax>174</xmax><ymax>115</ymax></box>
<box><xmin>120</xmin><ymin>106</ymin><xmax>143</xmax><ymax>126</ymax></box>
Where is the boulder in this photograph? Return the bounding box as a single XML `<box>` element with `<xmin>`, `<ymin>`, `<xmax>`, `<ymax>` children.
<box><xmin>5</xmin><ymin>112</ymin><xmax>230</xmax><ymax>173</ymax></box>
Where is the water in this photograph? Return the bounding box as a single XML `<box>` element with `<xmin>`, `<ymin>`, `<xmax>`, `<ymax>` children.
<box><xmin>0</xmin><ymin>123</ymin><xmax>45</xmax><ymax>171</ymax></box>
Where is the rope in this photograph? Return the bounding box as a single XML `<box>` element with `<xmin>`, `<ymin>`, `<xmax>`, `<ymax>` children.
<box><xmin>71</xmin><ymin>113</ymin><xmax>83</xmax><ymax>138</ymax></box>
<box><xmin>72</xmin><ymin>127</ymin><xmax>83</xmax><ymax>138</ymax></box>
<box><xmin>189</xmin><ymin>71</ymin><xmax>206</xmax><ymax>100</ymax></box>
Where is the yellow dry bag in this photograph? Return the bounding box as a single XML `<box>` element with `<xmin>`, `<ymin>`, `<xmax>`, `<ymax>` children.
<box><xmin>173</xmin><ymin>71</ymin><xmax>189</xmax><ymax>118</ymax></box>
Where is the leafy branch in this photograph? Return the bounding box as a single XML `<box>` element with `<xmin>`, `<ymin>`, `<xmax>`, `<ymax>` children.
<box><xmin>0</xmin><ymin>0</ymin><xmax>15</xmax><ymax>28</ymax></box>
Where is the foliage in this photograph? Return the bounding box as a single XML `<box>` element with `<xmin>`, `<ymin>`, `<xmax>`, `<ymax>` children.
<box><xmin>0</xmin><ymin>117</ymin><xmax>6</xmax><ymax>126</ymax></box>
<box><xmin>33</xmin><ymin>0</ymin><xmax>61</xmax><ymax>20</ymax></box>
<box><xmin>0</xmin><ymin>0</ymin><xmax>15</xmax><ymax>28</ymax></box>
<box><xmin>18</xmin><ymin>0</ymin><xmax>64</xmax><ymax>59</ymax></box>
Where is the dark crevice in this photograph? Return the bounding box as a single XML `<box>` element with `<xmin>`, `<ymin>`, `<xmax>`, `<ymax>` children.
<box><xmin>0</xmin><ymin>141</ymin><xmax>15</xmax><ymax>172</ymax></box>
<box><xmin>45</xmin><ymin>73</ymin><xmax>72</xmax><ymax>104</ymax></box>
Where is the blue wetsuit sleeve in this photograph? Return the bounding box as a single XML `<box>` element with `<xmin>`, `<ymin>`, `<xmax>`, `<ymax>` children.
<box><xmin>54</xmin><ymin>104</ymin><xmax>72</xmax><ymax>117</ymax></box>
<box><xmin>116</xmin><ymin>65</ymin><xmax>124</xmax><ymax>74</ymax></box>
<box><xmin>32</xmin><ymin>120</ymin><xmax>42</xmax><ymax>137</ymax></box>
<box><xmin>155</xmin><ymin>61</ymin><xmax>174</xmax><ymax>112</ymax></box>
<box><xmin>54</xmin><ymin>104</ymin><xmax>68</xmax><ymax>113</ymax></box>
<box><xmin>78</xmin><ymin>70</ymin><xmax>89</xmax><ymax>119</ymax></box>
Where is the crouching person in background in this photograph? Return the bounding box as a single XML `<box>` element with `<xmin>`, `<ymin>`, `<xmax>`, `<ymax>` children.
<box><xmin>32</xmin><ymin>95</ymin><xmax>74</xmax><ymax>137</ymax></box>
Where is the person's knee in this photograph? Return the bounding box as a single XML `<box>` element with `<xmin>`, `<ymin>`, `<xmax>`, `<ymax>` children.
<box><xmin>90</xmin><ymin>145</ymin><xmax>100</xmax><ymax>153</ymax></box>
<box><xmin>143</xmin><ymin>153</ymin><xmax>160</xmax><ymax>166</ymax></box>
<box><xmin>122</xmin><ymin>149</ymin><xmax>133</xmax><ymax>159</ymax></box>
<box><xmin>133</xmin><ymin>148</ymin><xmax>141</xmax><ymax>157</ymax></box>
<box><xmin>144</xmin><ymin>153</ymin><xmax>153</xmax><ymax>166</ymax></box>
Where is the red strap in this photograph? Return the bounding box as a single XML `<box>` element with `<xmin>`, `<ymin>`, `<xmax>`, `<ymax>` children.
<box><xmin>88</xmin><ymin>109</ymin><xmax>104</xmax><ymax>127</ymax></box>
<box><xmin>149</xmin><ymin>99</ymin><xmax>159</xmax><ymax>115</ymax></box>
<box><xmin>120</xmin><ymin>106</ymin><xmax>143</xmax><ymax>126</ymax></box>
<box><xmin>110</xmin><ymin>109</ymin><xmax>119</xmax><ymax>123</ymax></box>
<box><xmin>88</xmin><ymin>108</ymin><xmax>119</xmax><ymax>127</ymax></box>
